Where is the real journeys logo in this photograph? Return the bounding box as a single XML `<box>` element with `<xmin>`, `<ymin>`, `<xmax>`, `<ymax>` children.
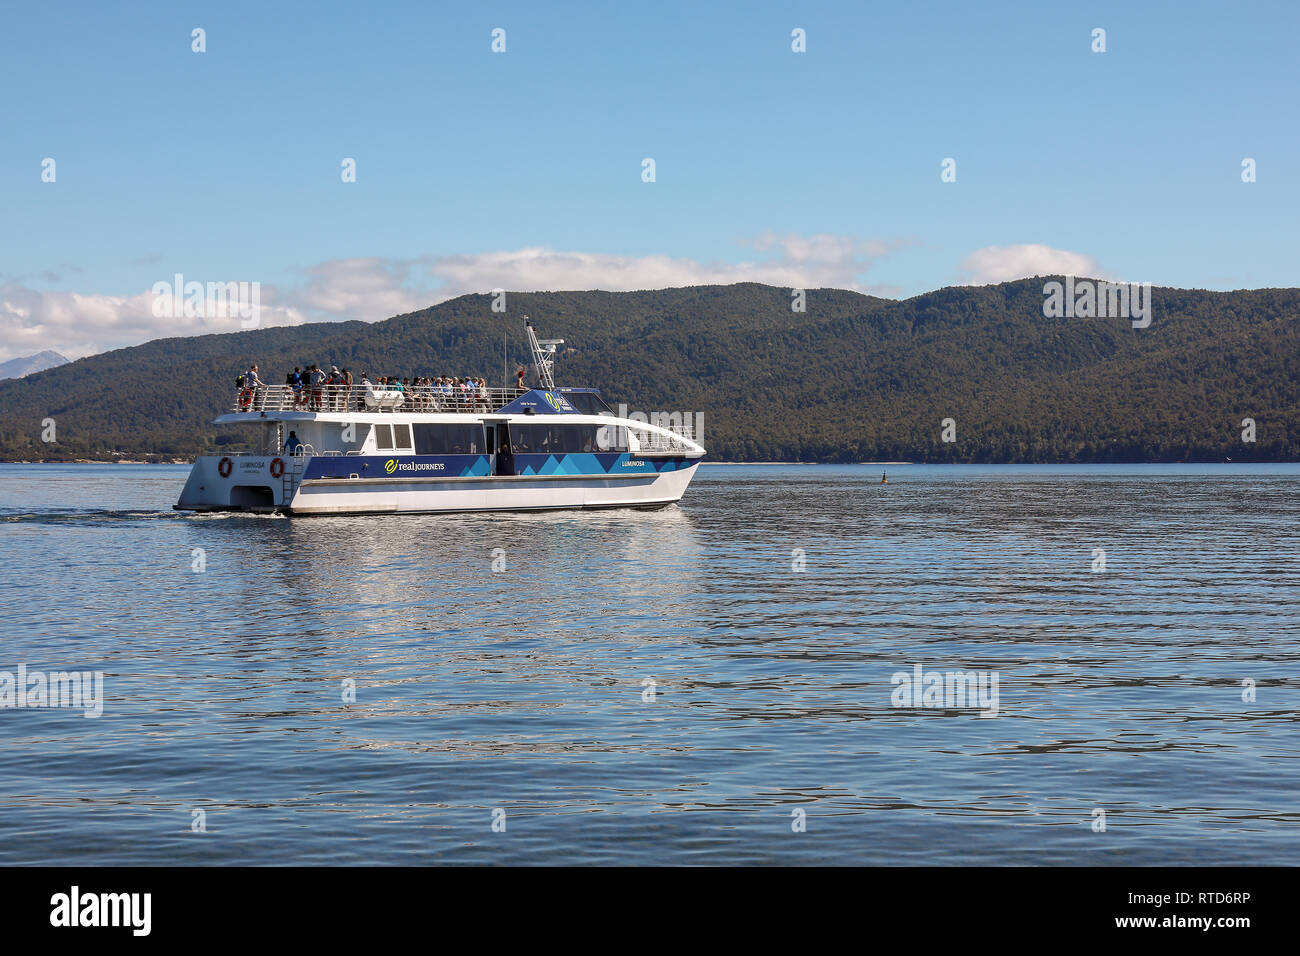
<box><xmin>384</xmin><ymin>458</ymin><xmax>444</xmax><ymax>474</ymax></box>
<box><xmin>150</xmin><ymin>272</ymin><xmax>262</xmax><ymax>328</ymax></box>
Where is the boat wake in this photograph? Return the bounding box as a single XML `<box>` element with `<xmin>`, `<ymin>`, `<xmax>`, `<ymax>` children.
<box><xmin>0</xmin><ymin>508</ymin><xmax>194</xmax><ymax>527</ymax></box>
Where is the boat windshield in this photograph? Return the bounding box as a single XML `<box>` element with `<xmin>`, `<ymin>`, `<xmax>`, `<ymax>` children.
<box><xmin>559</xmin><ymin>390</ymin><xmax>612</xmax><ymax>415</ymax></box>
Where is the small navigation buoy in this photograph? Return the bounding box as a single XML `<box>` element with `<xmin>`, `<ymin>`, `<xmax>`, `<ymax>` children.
<box><xmin>881</xmin><ymin>471</ymin><xmax>887</xmax><ymax>484</ymax></box>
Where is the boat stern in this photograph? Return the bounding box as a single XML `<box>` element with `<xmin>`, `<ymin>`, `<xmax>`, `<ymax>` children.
<box><xmin>174</xmin><ymin>455</ymin><xmax>291</xmax><ymax>512</ymax></box>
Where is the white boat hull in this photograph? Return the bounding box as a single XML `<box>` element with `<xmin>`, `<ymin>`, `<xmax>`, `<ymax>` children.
<box><xmin>288</xmin><ymin>464</ymin><xmax>699</xmax><ymax>514</ymax></box>
<box><xmin>175</xmin><ymin>455</ymin><xmax>700</xmax><ymax>515</ymax></box>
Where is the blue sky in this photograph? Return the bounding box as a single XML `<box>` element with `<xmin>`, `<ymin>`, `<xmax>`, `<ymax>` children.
<box><xmin>2</xmin><ymin>0</ymin><xmax>1297</xmax><ymax>359</ymax></box>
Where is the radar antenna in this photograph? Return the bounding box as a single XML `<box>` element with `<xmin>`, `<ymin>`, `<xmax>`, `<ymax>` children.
<box><xmin>524</xmin><ymin>318</ymin><xmax>564</xmax><ymax>390</ymax></box>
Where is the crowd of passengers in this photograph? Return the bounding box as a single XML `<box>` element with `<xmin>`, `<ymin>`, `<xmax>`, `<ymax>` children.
<box><xmin>237</xmin><ymin>363</ymin><xmax>531</xmax><ymax>411</ymax></box>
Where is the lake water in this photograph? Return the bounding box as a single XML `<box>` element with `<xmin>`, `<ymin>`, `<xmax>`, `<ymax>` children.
<box><xmin>0</xmin><ymin>463</ymin><xmax>1296</xmax><ymax>865</ymax></box>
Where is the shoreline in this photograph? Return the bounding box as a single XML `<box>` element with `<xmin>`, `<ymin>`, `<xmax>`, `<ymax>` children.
<box><xmin>0</xmin><ymin>459</ymin><xmax>192</xmax><ymax>465</ymax></box>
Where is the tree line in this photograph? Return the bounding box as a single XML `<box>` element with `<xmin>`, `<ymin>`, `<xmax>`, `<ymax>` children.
<box><xmin>1</xmin><ymin>279</ymin><xmax>1296</xmax><ymax>463</ymax></box>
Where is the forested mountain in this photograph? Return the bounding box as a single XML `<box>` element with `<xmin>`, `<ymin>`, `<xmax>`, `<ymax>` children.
<box><xmin>1</xmin><ymin>279</ymin><xmax>1297</xmax><ymax>462</ymax></box>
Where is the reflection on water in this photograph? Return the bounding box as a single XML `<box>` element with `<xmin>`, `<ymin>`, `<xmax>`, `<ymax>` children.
<box><xmin>0</xmin><ymin>463</ymin><xmax>1297</xmax><ymax>864</ymax></box>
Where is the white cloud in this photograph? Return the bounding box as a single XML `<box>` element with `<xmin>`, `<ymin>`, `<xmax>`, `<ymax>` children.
<box><xmin>741</xmin><ymin>232</ymin><xmax>897</xmax><ymax>266</ymax></box>
<box><xmin>296</xmin><ymin>257</ymin><xmax>434</xmax><ymax>320</ymax></box>
<box><xmin>0</xmin><ymin>235</ymin><xmax>906</xmax><ymax>362</ymax></box>
<box><xmin>960</xmin><ymin>244</ymin><xmax>1107</xmax><ymax>285</ymax></box>
<box><xmin>0</xmin><ymin>282</ymin><xmax>306</xmax><ymax>362</ymax></box>
<box><xmin>416</xmin><ymin>237</ymin><xmax>904</xmax><ymax>304</ymax></box>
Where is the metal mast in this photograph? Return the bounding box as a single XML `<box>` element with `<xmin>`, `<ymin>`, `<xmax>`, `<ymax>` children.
<box><xmin>524</xmin><ymin>318</ymin><xmax>563</xmax><ymax>390</ymax></box>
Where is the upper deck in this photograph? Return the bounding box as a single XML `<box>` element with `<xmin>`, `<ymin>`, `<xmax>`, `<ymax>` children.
<box><xmin>231</xmin><ymin>384</ymin><xmax>610</xmax><ymax>416</ymax></box>
<box><xmin>223</xmin><ymin>382</ymin><xmax>703</xmax><ymax>457</ymax></box>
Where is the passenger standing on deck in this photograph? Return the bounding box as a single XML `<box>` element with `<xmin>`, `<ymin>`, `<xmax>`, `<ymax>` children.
<box><xmin>287</xmin><ymin>367</ymin><xmax>303</xmax><ymax>408</ymax></box>
<box><xmin>309</xmin><ymin>364</ymin><xmax>326</xmax><ymax>410</ymax></box>
<box><xmin>515</xmin><ymin>366</ymin><xmax>527</xmax><ymax>392</ymax></box>
<box><xmin>244</xmin><ymin>363</ymin><xmax>265</xmax><ymax>410</ymax></box>
<box><xmin>284</xmin><ymin>429</ymin><xmax>303</xmax><ymax>455</ymax></box>
<box><xmin>327</xmin><ymin>366</ymin><xmax>341</xmax><ymax>410</ymax></box>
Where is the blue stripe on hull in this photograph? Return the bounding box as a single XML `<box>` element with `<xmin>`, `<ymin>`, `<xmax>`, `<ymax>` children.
<box><xmin>304</xmin><ymin>453</ymin><xmax>691</xmax><ymax>480</ymax></box>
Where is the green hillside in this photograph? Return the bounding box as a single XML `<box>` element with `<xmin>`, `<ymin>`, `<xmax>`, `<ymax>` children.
<box><xmin>1</xmin><ymin>279</ymin><xmax>1297</xmax><ymax>462</ymax></box>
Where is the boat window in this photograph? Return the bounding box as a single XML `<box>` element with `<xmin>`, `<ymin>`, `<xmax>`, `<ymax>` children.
<box><xmin>511</xmin><ymin>425</ymin><xmax>536</xmax><ymax>454</ymax></box>
<box><xmin>594</xmin><ymin>423</ymin><xmax>627</xmax><ymax>452</ymax></box>
<box><xmin>511</xmin><ymin>424</ymin><xmax>547</xmax><ymax>455</ymax></box>
<box><xmin>375</xmin><ymin>423</ymin><xmax>394</xmax><ymax>450</ymax></box>
<box><xmin>393</xmin><ymin>423</ymin><xmax>413</xmax><ymax>450</ymax></box>
<box><xmin>554</xmin><ymin>424</ymin><xmax>594</xmax><ymax>453</ymax></box>
<box><xmin>412</xmin><ymin>423</ymin><xmax>485</xmax><ymax>455</ymax></box>
<box><xmin>560</xmin><ymin>391</ymin><xmax>612</xmax><ymax>415</ymax></box>
<box><xmin>509</xmin><ymin>424</ymin><xmax>619</xmax><ymax>454</ymax></box>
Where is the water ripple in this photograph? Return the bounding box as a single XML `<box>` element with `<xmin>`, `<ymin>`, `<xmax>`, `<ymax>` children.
<box><xmin>0</xmin><ymin>463</ymin><xmax>1297</xmax><ymax>864</ymax></box>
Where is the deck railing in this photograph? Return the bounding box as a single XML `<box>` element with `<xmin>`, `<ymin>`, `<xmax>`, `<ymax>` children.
<box><xmin>633</xmin><ymin>432</ymin><xmax>698</xmax><ymax>455</ymax></box>
<box><xmin>230</xmin><ymin>386</ymin><xmax>704</xmax><ymax>454</ymax></box>
<box><xmin>232</xmin><ymin>384</ymin><xmax>523</xmax><ymax>414</ymax></box>
<box><xmin>625</xmin><ymin>422</ymin><xmax>702</xmax><ymax>455</ymax></box>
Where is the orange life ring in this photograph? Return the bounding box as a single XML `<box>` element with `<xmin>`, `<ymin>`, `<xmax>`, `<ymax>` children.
<box><xmin>270</xmin><ymin>457</ymin><xmax>285</xmax><ymax>478</ymax></box>
<box><xmin>218</xmin><ymin>456</ymin><xmax>232</xmax><ymax>477</ymax></box>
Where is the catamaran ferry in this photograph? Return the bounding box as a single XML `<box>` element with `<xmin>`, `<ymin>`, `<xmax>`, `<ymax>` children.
<box><xmin>174</xmin><ymin>324</ymin><xmax>705</xmax><ymax>515</ymax></box>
